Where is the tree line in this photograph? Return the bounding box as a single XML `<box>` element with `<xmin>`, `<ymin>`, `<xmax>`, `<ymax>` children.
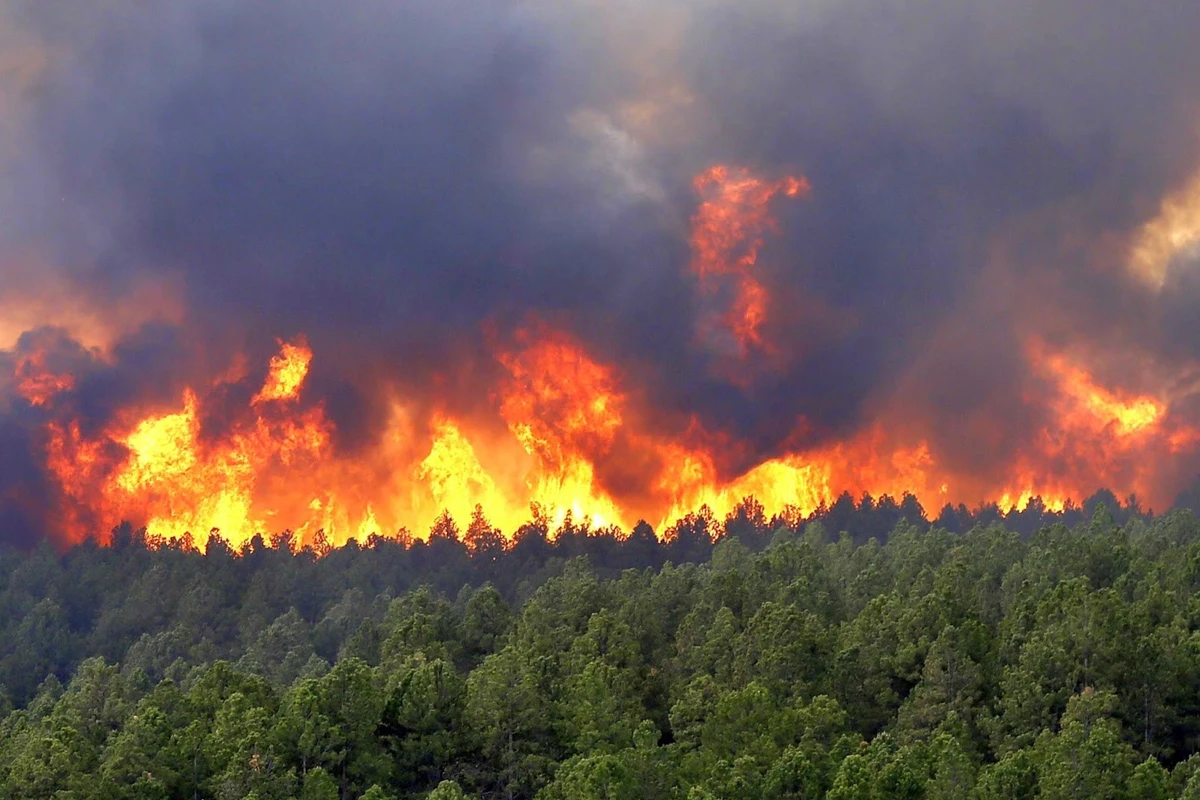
<box><xmin>1</xmin><ymin>491</ymin><xmax>1199</xmax><ymax>798</ymax></box>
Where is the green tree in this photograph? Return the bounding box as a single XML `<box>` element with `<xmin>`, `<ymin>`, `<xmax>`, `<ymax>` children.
<box><xmin>1129</xmin><ymin>757</ymin><xmax>1169</xmax><ymax>800</ymax></box>
<box><xmin>380</xmin><ymin>655</ymin><xmax>466</xmax><ymax>789</ymax></box>
<box><xmin>1032</xmin><ymin>688</ymin><xmax>1136</xmax><ymax>800</ymax></box>
<box><xmin>300</xmin><ymin>767</ymin><xmax>339</xmax><ymax>800</ymax></box>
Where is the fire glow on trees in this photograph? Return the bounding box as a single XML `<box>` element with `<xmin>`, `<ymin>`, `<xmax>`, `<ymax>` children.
<box><xmin>6</xmin><ymin>163</ymin><xmax>1200</xmax><ymax>551</ymax></box>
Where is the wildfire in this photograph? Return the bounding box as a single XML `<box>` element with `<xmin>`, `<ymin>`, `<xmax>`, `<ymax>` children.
<box><xmin>17</xmin><ymin>322</ymin><xmax>1200</xmax><ymax>550</ymax></box>
<box><xmin>494</xmin><ymin>323</ymin><xmax>627</xmax><ymax>529</ymax></box>
<box><xmin>1039</xmin><ymin>348</ymin><xmax>1163</xmax><ymax>437</ymax></box>
<box><xmin>417</xmin><ymin>416</ymin><xmax>508</xmax><ymax>529</ymax></box>
<box><xmin>688</xmin><ymin>165</ymin><xmax>810</xmax><ymax>368</ymax></box>
<box><xmin>41</xmin><ymin>338</ymin><xmax>334</xmax><ymax>547</ymax></box>
<box><xmin>252</xmin><ymin>338</ymin><xmax>313</xmax><ymax>405</ymax></box>
<box><xmin>16</xmin><ymin>351</ymin><xmax>75</xmax><ymax>407</ymax></box>
<box><xmin>993</xmin><ymin>342</ymin><xmax>1190</xmax><ymax>511</ymax></box>
<box><xmin>8</xmin><ymin>164</ymin><xmax>1200</xmax><ymax>551</ymax></box>
<box><xmin>653</xmin><ymin>433</ymin><xmax>940</xmax><ymax>527</ymax></box>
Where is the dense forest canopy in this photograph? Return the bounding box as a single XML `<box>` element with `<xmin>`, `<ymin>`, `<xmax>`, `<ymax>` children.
<box><xmin>5</xmin><ymin>490</ymin><xmax>1200</xmax><ymax>798</ymax></box>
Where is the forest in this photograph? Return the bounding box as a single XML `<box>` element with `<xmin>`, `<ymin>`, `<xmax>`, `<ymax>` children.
<box><xmin>2</xmin><ymin>490</ymin><xmax>1200</xmax><ymax>799</ymax></box>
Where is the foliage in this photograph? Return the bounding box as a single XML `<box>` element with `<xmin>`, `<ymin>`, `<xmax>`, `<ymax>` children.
<box><xmin>0</xmin><ymin>494</ymin><xmax>1195</xmax><ymax>798</ymax></box>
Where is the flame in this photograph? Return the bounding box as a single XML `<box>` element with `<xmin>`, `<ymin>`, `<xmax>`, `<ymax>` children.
<box><xmin>42</xmin><ymin>338</ymin><xmax>334</xmax><ymax>547</ymax></box>
<box><xmin>688</xmin><ymin>165</ymin><xmax>810</xmax><ymax>365</ymax></box>
<box><xmin>991</xmin><ymin>342</ymin><xmax>1192</xmax><ymax>510</ymax></box>
<box><xmin>1040</xmin><ymin>348</ymin><xmax>1163</xmax><ymax>437</ymax></box>
<box><xmin>116</xmin><ymin>392</ymin><xmax>204</xmax><ymax>493</ymax></box>
<box><xmin>15</xmin><ymin>349</ymin><xmax>75</xmax><ymax>407</ymax></box>
<box><xmin>9</xmin><ymin>163</ymin><xmax>1200</xmax><ymax>551</ymax></box>
<box><xmin>252</xmin><ymin>337</ymin><xmax>313</xmax><ymax>405</ymax></box>
<box><xmin>20</xmin><ymin>323</ymin><xmax>1200</xmax><ymax>550</ymax></box>
<box><xmin>418</xmin><ymin>416</ymin><xmax>509</xmax><ymax>529</ymax></box>
<box><xmin>653</xmin><ymin>433</ymin><xmax>938</xmax><ymax>526</ymax></box>
<box><xmin>494</xmin><ymin>324</ymin><xmax>626</xmax><ymax>529</ymax></box>
<box><xmin>44</xmin><ymin>420</ymin><xmax>113</xmax><ymax>537</ymax></box>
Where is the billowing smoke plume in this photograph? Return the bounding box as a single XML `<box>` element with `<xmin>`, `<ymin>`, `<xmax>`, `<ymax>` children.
<box><xmin>2</xmin><ymin>0</ymin><xmax>1200</xmax><ymax>546</ymax></box>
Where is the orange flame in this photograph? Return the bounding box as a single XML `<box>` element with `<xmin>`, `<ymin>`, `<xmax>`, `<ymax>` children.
<box><xmin>992</xmin><ymin>342</ymin><xmax>1186</xmax><ymax>511</ymax></box>
<box><xmin>689</xmin><ymin>165</ymin><xmax>809</xmax><ymax>364</ymax></box>
<box><xmin>15</xmin><ymin>350</ymin><xmax>75</xmax><ymax>407</ymax></box>
<box><xmin>494</xmin><ymin>324</ymin><xmax>626</xmax><ymax>528</ymax></box>
<box><xmin>23</xmin><ymin>324</ymin><xmax>1200</xmax><ymax>550</ymax></box>
<box><xmin>43</xmin><ymin>338</ymin><xmax>334</xmax><ymax>547</ymax></box>
<box><xmin>417</xmin><ymin>416</ymin><xmax>509</xmax><ymax>529</ymax></box>
<box><xmin>252</xmin><ymin>337</ymin><xmax>313</xmax><ymax>405</ymax></box>
<box><xmin>10</xmin><ymin>164</ymin><xmax>1200</xmax><ymax>551</ymax></box>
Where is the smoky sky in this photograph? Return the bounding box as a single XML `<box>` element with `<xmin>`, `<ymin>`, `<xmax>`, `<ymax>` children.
<box><xmin>3</xmin><ymin>0</ymin><xmax>1200</xmax><ymax>536</ymax></box>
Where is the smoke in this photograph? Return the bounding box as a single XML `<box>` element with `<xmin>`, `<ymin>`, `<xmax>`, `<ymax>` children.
<box><xmin>2</xmin><ymin>0</ymin><xmax>1200</xmax><ymax>542</ymax></box>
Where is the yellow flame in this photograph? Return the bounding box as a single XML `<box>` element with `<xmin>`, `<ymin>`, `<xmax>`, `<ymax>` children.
<box><xmin>252</xmin><ymin>337</ymin><xmax>313</xmax><ymax>404</ymax></box>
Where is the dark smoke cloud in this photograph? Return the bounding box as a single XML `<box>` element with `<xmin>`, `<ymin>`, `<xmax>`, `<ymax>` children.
<box><xmin>2</xmin><ymin>0</ymin><xmax>1200</xmax><ymax>538</ymax></box>
<box><xmin>0</xmin><ymin>415</ymin><xmax>47</xmax><ymax>548</ymax></box>
<box><xmin>667</xmin><ymin>0</ymin><xmax>1200</xmax><ymax>470</ymax></box>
